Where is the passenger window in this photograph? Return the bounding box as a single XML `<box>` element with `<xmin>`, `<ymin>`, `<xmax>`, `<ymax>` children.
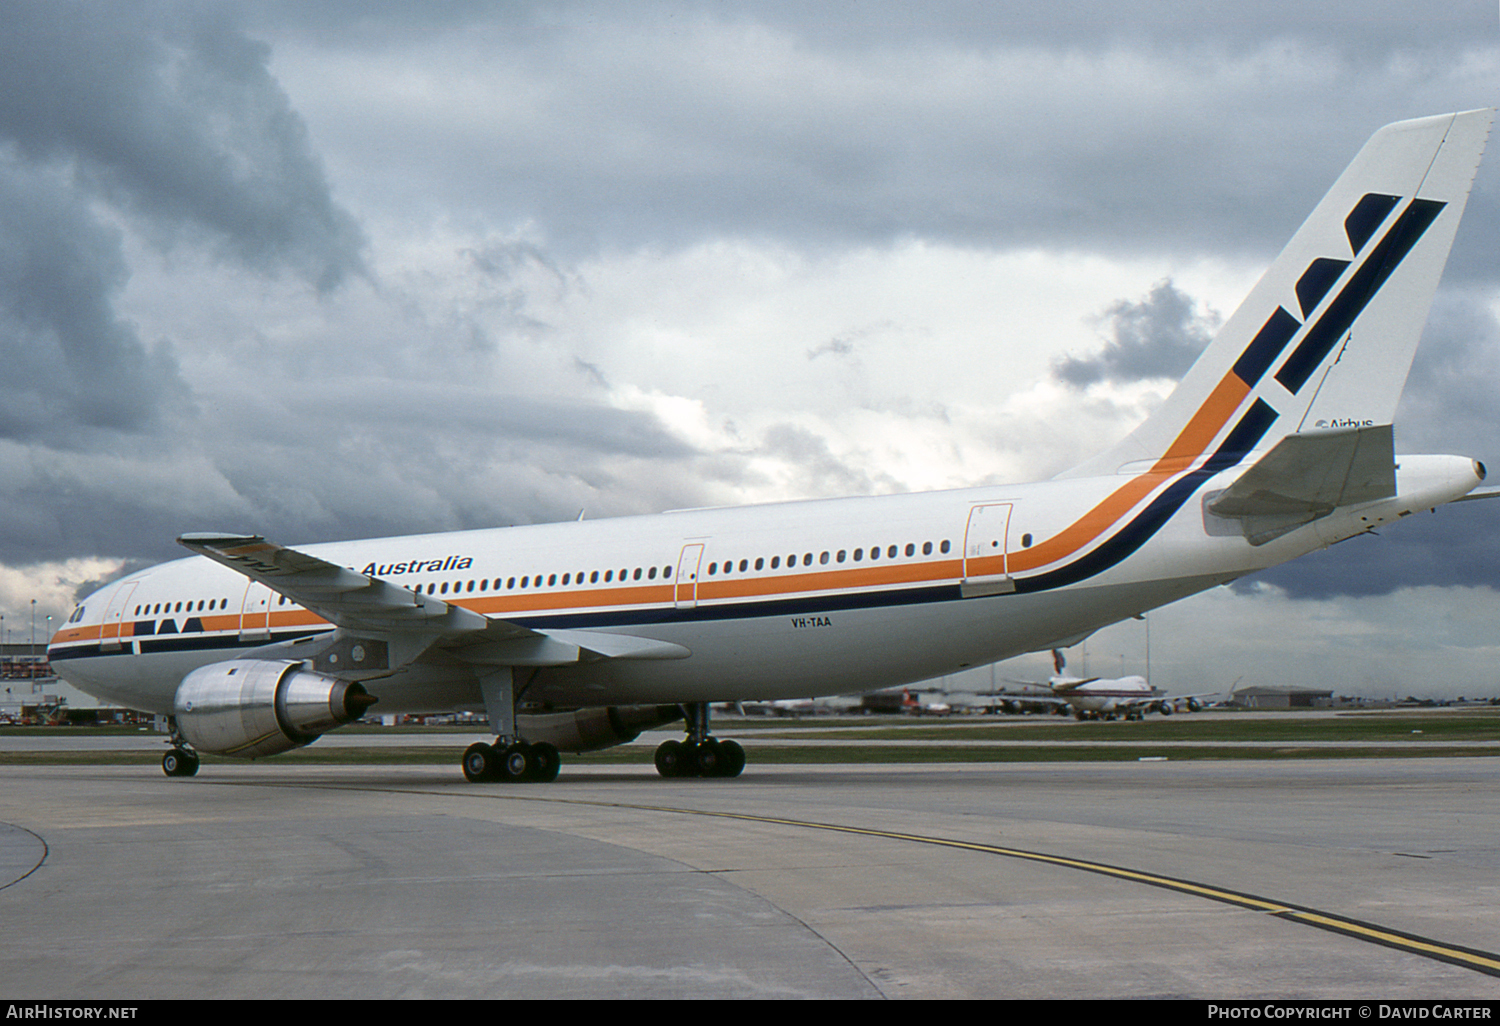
<box><xmin>755</xmin><ymin>557</ymin><xmax>764</xmax><ymax>570</ymax></box>
<box><xmin>888</xmin><ymin>545</ymin><xmax>898</xmax><ymax>558</ymax></box>
<box><xmin>905</xmin><ymin>543</ymin><xmax>915</xmax><ymax>557</ymax></box>
<box><xmin>819</xmin><ymin>551</ymin><xmax>829</xmax><ymax>565</ymax></box>
<box><xmin>633</xmin><ymin>568</ymin><xmax>642</xmax><ymax>580</ymax></box>
<box><xmin>923</xmin><ymin>541</ymin><xmax>932</xmax><ymax>555</ymax></box>
<box><xmin>940</xmin><ymin>540</ymin><xmax>951</xmax><ymax>554</ymax></box>
<box><xmin>648</xmin><ymin>566</ymin><xmax>657</xmax><ymax>580</ymax></box>
<box><xmin>771</xmin><ymin>556</ymin><xmax>780</xmax><ymax>569</ymax></box>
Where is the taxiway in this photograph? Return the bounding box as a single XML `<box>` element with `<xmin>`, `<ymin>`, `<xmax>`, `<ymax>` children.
<box><xmin>1</xmin><ymin>756</ymin><xmax>1497</xmax><ymax>999</ymax></box>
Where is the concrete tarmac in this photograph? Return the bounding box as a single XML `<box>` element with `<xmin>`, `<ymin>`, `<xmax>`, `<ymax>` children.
<box><xmin>1</xmin><ymin>755</ymin><xmax>1497</xmax><ymax>999</ymax></box>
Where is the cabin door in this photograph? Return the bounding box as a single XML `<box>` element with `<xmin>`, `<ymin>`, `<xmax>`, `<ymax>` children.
<box><xmin>238</xmin><ymin>582</ymin><xmax>273</xmax><ymax>642</ymax></box>
<box><xmin>674</xmin><ymin>543</ymin><xmax>705</xmax><ymax>610</ymax></box>
<box><xmin>99</xmin><ymin>581</ymin><xmax>139</xmax><ymax>652</ymax></box>
<box><xmin>961</xmin><ymin>503</ymin><xmax>1016</xmax><ymax>597</ymax></box>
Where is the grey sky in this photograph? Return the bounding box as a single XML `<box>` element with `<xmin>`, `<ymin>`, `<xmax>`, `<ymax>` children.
<box><xmin>2</xmin><ymin>1</ymin><xmax>1498</xmax><ymax>694</ymax></box>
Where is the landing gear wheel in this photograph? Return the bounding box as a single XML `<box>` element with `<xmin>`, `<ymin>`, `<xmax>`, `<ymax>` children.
<box><xmin>162</xmin><ymin>748</ymin><xmax>199</xmax><ymax>778</ymax></box>
<box><xmin>526</xmin><ymin>742</ymin><xmax>561</xmax><ymax>783</ymax></box>
<box><xmin>692</xmin><ymin>738</ymin><xmax>722</xmax><ymax>777</ymax></box>
<box><xmin>500</xmin><ymin>742</ymin><xmax>532</xmax><ymax>782</ymax></box>
<box><xmin>654</xmin><ymin>739</ymin><xmax>687</xmax><ymax>778</ymax></box>
<box><xmin>462</xmin><ymin>742</ymin><xmax>499</xmax><ymax>782</ymax></box>
<box><xmin>717</xmin><ymin>739</ymin><xmax>745</xmax><ymax>778</ymax></box>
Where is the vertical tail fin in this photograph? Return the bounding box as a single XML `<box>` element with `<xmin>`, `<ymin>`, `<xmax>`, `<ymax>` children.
<box><xmin>1062</xmin><ymin>109</ymin><xmax>1492</xmax><ymax>480</ymax></box>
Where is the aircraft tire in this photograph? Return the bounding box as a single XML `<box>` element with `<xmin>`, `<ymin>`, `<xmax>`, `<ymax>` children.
<box><xmin>526</xmin><ymin>742</ymin><xmax>561</xmax><ymax>782</ymax></box>
<box><xmin>717</xmin><ymin>739</ymin><xmax>745</xmax><ymax>778</ymax></box>
<box><xmin>692</xmin><ymin>738</ymin><xmax>722</xmax><ymax>777</ymax></box>
<box><xmin>500</xmin><ymin>743</ymin><xmax>532</xmax><ymax>782</ymax></box>
<box><xmin>654</xmin><ymin>739</ymin><xmax>686</xmax><ymax>778</ymax></box>
<box><xmin>462</xmin><ymin>742</ymin><xmax>500</xmax><ymax>783</ymax></box>
<box><xmin>162</xmin><ymin>749</ymin><xmax>199</xmax><ymax>778</ymax></box>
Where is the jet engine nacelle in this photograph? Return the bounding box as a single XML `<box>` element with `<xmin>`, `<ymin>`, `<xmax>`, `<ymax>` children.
<box><xmin>173</xmin><ymin>659</ymin><xmax>376</xmax><ymax>759</ymax></box>
<box><xmin>518</xmin><ymin>705</ymin><xmax>683</xmax><ymax>753</ymax></box>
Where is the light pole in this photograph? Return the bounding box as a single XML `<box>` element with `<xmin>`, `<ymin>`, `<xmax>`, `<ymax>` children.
<box><xmin>30</xmin><ymin>600</ymin><xmax>35</xmax><ymax>680</ymax></box>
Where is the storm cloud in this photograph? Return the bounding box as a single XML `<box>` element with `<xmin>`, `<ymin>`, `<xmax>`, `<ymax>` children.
<box><xmin>1053</xmin><ymin>279</ymin><xmax>1219</xmax><ymax>388</ymax></box>
<box><xmin>1</xmin><ymin>2</ymin><xmax>1498</xmax><ymax>696</ymax></box>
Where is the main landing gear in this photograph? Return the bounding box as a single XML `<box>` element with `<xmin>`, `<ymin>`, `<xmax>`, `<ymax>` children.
<box><xmin>461</xmin><ymin>668</ymin><xmax>562</xmax><ymax>783</ymax></box>
<box><xmin>654</xmin><ymin>702</ymin><xmax>745</xmax><ymax>779</ymax></box>
<box><xmin>462</xmin><ymin>740</ymin><xmax>561</xmax><ymax>783</ymax></box>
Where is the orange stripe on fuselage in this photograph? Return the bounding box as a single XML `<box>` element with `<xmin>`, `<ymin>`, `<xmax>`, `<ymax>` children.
<box><xmin>1004</xmin><ymin>372</ymin><xmax>1250</xmax><ymax>576</ymax></box>
<box><xmin>56</xmin><ymin>371</ymin><xmax>1258</xmax><ymax>643</ymax></box>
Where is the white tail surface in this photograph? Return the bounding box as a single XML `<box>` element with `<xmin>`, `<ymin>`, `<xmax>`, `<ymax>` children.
<box><xmin>1063</xmin><ymin>109</ymin><xmax>1492</xmax><ymax>481</ymax></box>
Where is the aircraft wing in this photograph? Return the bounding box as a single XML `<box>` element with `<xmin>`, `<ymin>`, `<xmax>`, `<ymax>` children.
<box><xmin>176</xmin><ymin>533</ymin><xmax>688</xmax><ymax>669</ymax></box>
<box><xmin>1206</xmin><ymin>425</ymin><xmax>1396</xmax><ymax>545</ymax></box>
<box><xmin>1133</xmin><ymin>691</ymin><xmax>1221</xmax><ymax>709</ymax></box>
<box><xmin>179</xmin><ymin>532</ymin><xmax>495</xmax><ymax>636</ymax></box>
<box><xmin>1048</xmin><ymin>677</ymin><xmax>1102</xmax><ymax>692</ymax></box>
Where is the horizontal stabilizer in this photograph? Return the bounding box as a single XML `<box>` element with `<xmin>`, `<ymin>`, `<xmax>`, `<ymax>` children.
<box><xmin>1205</xmin><ymin>425</ymin><xmax>1395</xmax><ymax>544</ymax></box>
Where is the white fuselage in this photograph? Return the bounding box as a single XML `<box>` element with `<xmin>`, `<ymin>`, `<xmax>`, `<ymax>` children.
<box><xmin>48</xmin><ymin>453</ymin><xmax>1482</xmax><ymax>718</ymax></box>
<box><xmin>1048</xmin><ymin>675</ymin><xmax>1154</xmax><ymax>715</ymax></box>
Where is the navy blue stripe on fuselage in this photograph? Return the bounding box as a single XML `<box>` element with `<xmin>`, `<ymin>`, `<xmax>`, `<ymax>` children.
<box><xmin>1275</xmin><ymin>198</ymin><xmax>1446</xmax><ymax>394</ymax></box>
<box><xmin>1012</xmin><ymin>399</ymin><xmax>1278</xmax><ymax>594</ymax></box>
<box><xmin>55</xmin><ymin>405</ymin><xmax>1280</xmax><ymax>658</ymax></box>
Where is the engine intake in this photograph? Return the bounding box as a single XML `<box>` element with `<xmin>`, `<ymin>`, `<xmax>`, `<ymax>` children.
<box><xmin>174</xmin><ymin>659</ymin><xmax>377</xmax><ymax>759</ymax></box>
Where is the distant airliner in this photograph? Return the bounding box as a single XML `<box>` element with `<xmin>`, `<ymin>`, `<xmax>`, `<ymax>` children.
<box><xmin>1007</xmin><ymin>649</ymin><xmax>1218</xmax><ymax>721</ymax></box>
<box><xmin>49</xmin><ymin>110</ymin><xmax>1495</xmax><ymax>782</ymax></box>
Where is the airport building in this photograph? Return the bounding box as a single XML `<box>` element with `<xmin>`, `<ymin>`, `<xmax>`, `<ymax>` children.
<box><xmin>1229</xmin><ymin>685</ymin><xmax>1335</xmax><ymax>709</ymax></box>
<box><xmin>0</xmin><ymin>642</ymin><xmax>123</xmax><ymax>723</ymax></box>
